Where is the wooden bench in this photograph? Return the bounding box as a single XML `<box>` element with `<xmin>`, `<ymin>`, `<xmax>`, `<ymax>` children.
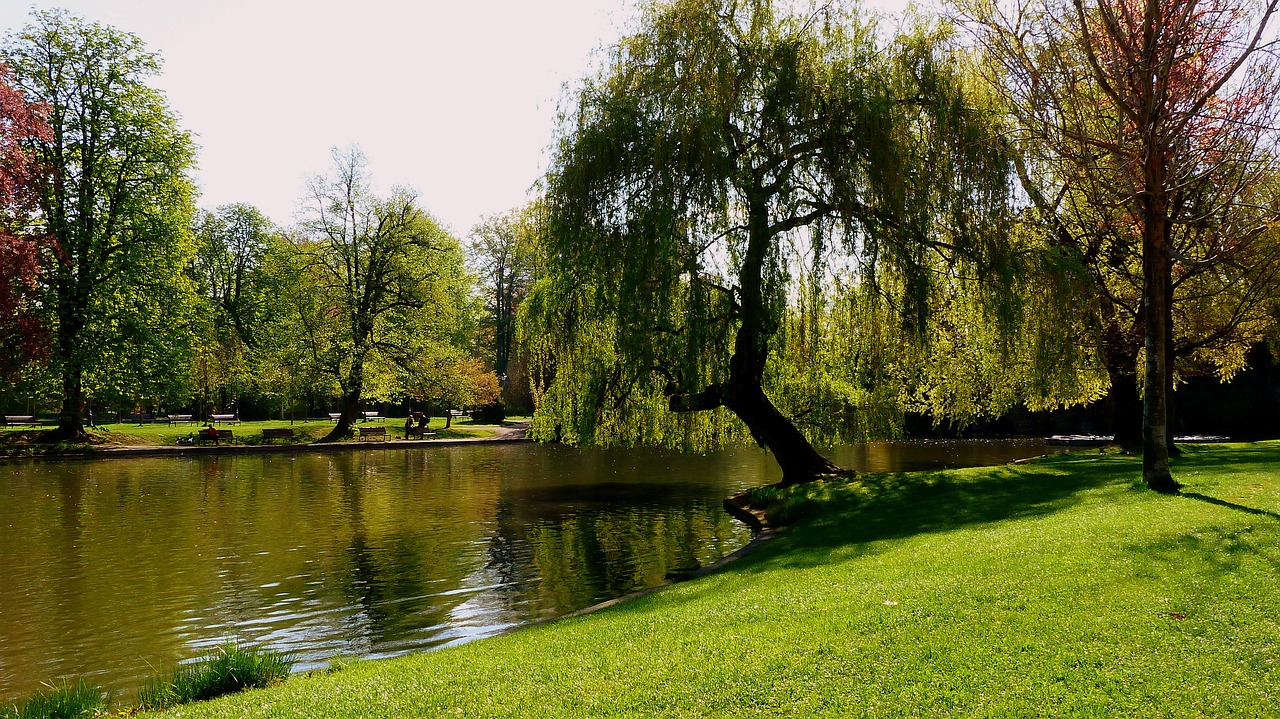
<box><xmin>196</xmin><ymin>428</ymin><xmax>233</xmax><ymax>444</ymax></box>
<box><xmin>328</xmin><ymin>413</ymin><xmax>342</xmax><ymax>422</ymax></box>
<box><xmin>167</xmin><ymin>414</ymin><xmax>196</xmax><ymax>425</ymax></box>
<box><xmin>261</xmin><ymin>427</ymin><xmax>294</xmax><ymax>442</ymax></box>
<box><xmin>3</xmin><ymin>415</ymin><xmax>36</xmax><ymax>427</ymax></box>
<box><xmin>357</xmin><ymin>426</ymin><xmax>387</xmax><ymax>441</ymax></box>
<box><xmin>361</xmin><ymin>411</ymin><xmax>383</xmax><ymax>422</ymax></box>
<box><xmin>209</xmin><ymin>414</ymin><xmax>240</xmax><ymax>425</ymax></box>
<box><xmin>404</xmin><ymin>425</ymin><xmax>436</xmax><ymax>439</ymax></box>
<box><xmin>446</xmin><ymin>410</ymin><xmax>469</xmax><ymax>419</ymax></box>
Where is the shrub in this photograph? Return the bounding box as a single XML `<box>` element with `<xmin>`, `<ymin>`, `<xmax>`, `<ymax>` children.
<box><xmin>0</xmin><ymin>680</ymin><xmax>107</xmax><ymax>719</ymax></box>
<box><xmin>136</xmin><ymin>643</ymin><xmax>293</xmax><ymax>710</ymax></box>
<box><xmin>470</xmin><ymin>403</ymin><xmax>506</xmax><ymax>424</ymax></box>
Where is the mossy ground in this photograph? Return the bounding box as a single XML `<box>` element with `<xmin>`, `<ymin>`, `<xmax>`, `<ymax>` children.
<box><xmin>135</xmin><ymin>442</ymin><xmax>1278</xmax><ymax>718</ymax></box>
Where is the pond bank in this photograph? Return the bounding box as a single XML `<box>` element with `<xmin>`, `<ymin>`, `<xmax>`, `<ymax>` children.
<box><xmin>0</xmin><ymin>420</ymin><xmax>531</xmax><ymax>462</ymax></box>
<box><xmin>140</xmin><ymin>442</ymin><xmax>1279</xmax><ymax>718</ymax></box>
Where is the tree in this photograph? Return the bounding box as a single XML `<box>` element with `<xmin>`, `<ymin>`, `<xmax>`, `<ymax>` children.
<box><xmin>469</xmin><ymin>204</ymin><xmax>541</xmax><ymax>408</ymax></box>
<box><xmin>961</xmin><ymin>0</ymin><xmax>1280</xmax><ymax>491</ymax></box>
<box><xmin>536</xmin><ymin>0</ymin><xmax>1013</xmax><ymax>484</ymax></box>
<box><xmin>3</xmin><ymin>9</ymin><xmax>198</xmax><ymax>437</ymax></box>
<box><xmin>190</xmin><ymin>204</ymin><xmax>276</xmax><ymax>350</ymax></box>
<box><xmin>187</xmin><ymin>204</ymin><xmax>279</xmax><ymax>416</ymax></box>
<box><xmin>469</xmin><ymin>206</ymin><xmax>537</xmax><ymax>379</ymax></box>
<box><xmin>0</xmin><ymin>61</ymin><xmax>51</xmax><ymax>381</ymax></box>
<box><xmin>290</xmin><ymin>146</ymin><xmax>464</xmax><ymax>441</ymax></box>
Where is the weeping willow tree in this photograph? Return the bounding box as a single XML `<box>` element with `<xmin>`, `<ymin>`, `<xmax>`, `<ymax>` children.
<box><xmin>530</xmin><ymin>0</ymin><xmax>1019</xmax><ymax>484</ymax></box>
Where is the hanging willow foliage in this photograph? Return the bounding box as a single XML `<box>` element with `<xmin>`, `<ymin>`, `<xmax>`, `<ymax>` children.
<box><xmin>525</xmin><ymin>0</ymin><xmax>1090</xmax><ymax>481</ymax></box>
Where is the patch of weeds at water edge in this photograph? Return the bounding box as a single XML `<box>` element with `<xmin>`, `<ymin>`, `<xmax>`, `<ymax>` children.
<box><xmin>0</xmin><ymin>680</ymin><xmax>108</xmax><ymax>719</ymax></box>
<box><xmin>136</xmin><ymin>644</ymin><xmax>293</xmax><ymax>710</ymax></box>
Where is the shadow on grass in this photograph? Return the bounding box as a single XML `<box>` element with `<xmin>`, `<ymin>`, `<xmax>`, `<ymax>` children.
<box><xmin>745</xmin><ymin>454</ymin><xmax>1143</xmax><ymax>572</ymax></box>
<box><xmin>1178</xmin><ymin>492</ymin><xmax>1280</xmax><ymax>522</ymax></box>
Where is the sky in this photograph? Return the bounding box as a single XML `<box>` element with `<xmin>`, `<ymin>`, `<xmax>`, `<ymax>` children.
<box><xmin>0</xmin><ymin>0</ymin><xmax>912</xmax><ymax>237</ymax></box>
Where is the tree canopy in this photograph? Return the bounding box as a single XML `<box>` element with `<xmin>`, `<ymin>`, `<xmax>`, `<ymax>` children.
<box><xmin>531</xmin><ymin>0</ymin><xmax>1016</xmax><ymax>483</ymax></box>
<box><xmin>961</xmin><ymin>0</ymin><xmax>1280</xmax><ymax>490</ymax></box>
<box><xmin>3</xmin><ymin>9</ymin><xmax>199</xmax><ymax>436</ymax></box>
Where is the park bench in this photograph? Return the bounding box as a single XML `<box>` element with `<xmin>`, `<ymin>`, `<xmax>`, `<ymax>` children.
<box><xmin>328</xmin><ymin>413</ymin><xmax>342</xmax><ymax>422</ymax></box>
<box><xmin>357</xmin><ymin>426</ymin><xmax>387</xmax><ymax>441</ymax></box>
<box><xmin>446</xmin><ymin>410</ymin><xmax>468</xmax><ymax>420</ymax></box>
<box><xmin>361</xmin><ymin>411</ymin><xmax>383</xmax><ymax>422</ymax></box>
<box><xmin>195</xmin><ymin>427</ymin><xmax>233</xmax><ymax>444</ymax></box>
<box><xmin>167</xmin><ymin>414</ymin><xmax>196</xmax><ymax>425</ymax></box>
<box><xmin>404</xmin><ymin>424</ymin><xmax>436</xmax><ymax>439</ymax></box>
<box><xmin>261</xmin><ymin>427</ymin><xmax>294</xmax><ymax>442</ymax></box>
<box><xmin>209</xmin><ymin>414</ymin><xmax>240</xmax><ymax>425</ymax></box>
<box><xmin>3</xmin><ymin>415</ymin><xmax>36</xmax><ymax>427</ymax></box>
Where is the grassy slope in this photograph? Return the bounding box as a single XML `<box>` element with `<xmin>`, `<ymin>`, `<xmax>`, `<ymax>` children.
<box><xmin>155</xmin><ymin>443</ymin><xmax>1279</xmax><ymax>718</ymax></box>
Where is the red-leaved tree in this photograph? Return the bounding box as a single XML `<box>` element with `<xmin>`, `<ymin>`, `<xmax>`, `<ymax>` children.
<box><xmin>0</xmin><ymin>62</ymin><xmax>51</xmax><ymax>380</ymax></box>
<box><xmin>964</xmin><ymin>0</ymin><xmax>1280</xmax><ymax>492</ymax></box>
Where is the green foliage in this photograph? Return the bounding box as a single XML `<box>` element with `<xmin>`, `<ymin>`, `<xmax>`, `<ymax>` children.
<box><xmin>272</xmin><ymin>146</ymin><xmax>478</xmax><ymax>430</ymax></box>
<box><xmin>0</xmin><ymin>681</ymin><xmax>107</xmax><ymax>719</ymax></box>
<box><xmin>2</xmin><ymin>9</ymin><xmax>199</xmax><ymax>429</ymax></box>
<box><xmin>136</xmin><ymin>643</ymin><xmax>293</xmax><ymax>710</ymax></box>
<box><xmin>531</xmin><ymin>0</ymin><xmax>1028</xmax><ymax>452</ymax></box>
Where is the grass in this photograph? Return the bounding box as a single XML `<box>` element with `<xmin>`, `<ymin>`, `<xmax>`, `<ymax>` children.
<box><xmin>136</xmin><ymin>644</ymin><xmax>293</xmax><ymax>711</ymax></box>
<box><xmin>135</xmin><ymin>441</ymin><xmax>1279</xmax><ymax>718</ymax></box>
<box><xmin>0</xmin><ymin>681</ymin><xmax>107</xmax><ymax>719</ymax></box>
<box><xmin>0</xmin><ymin>416</ymin><xmax>500</xmax><ymax>455</ymax></box>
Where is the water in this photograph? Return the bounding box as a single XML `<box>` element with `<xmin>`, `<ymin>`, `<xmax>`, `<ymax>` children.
<box><xmin>0</xmin><ymin>438</ymin><xmax>1045</xmax><ymax>701</ymax></box>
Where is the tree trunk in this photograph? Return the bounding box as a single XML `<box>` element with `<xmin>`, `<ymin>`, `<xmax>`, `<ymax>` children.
<box><xmin>55</xmin><ymin>363</ymin><xmax>85</xmax><ymax>440</ymax></box>
<box><xmin>671</xmin><ymin>196</ymin><xmax>842</xmax><ymax>485</ymax></box>
<box><xmin>320</xmin><ymin>360</ymin><xmax>364</xmax><ymax>442</ymax></box>
<box><xmin>53</xmin><ymin>303</ymin><xmax>86</xmax><ymax>440</ymax></box>
<box><xmin>1164</xmin><ymin>272</ymin><xmax>1181</xmax><ymax>458</ymax></box>
<box><xmin>1141</xmin><ymin>200</ymin><xmax>1180</xmax><ymax>493</ymax></box>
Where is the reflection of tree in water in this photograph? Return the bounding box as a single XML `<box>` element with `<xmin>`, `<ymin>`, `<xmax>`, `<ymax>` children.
<box><xmin>331</xmin><ymin>451</ymin><xmax>490</xmax><ymax>650</ymax></box>
<box><xmin>520</xmin><ymin>498</ymin><xmax>748</xmax><ymax>613</ymax></box>
<box><xmin>477</xmin><ymin>500</ymin><xmax>540</xmax><ymax>617</ymax></box>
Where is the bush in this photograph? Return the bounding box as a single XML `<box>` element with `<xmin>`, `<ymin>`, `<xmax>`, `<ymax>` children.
<box><xmin>470</xmin><ymin>403</ymin><xmax>506</xmax><ymax>424</ymax></box>
<box><xmin>0</xmin><ymin>680</ymin><xmax>107</xmax><ymax>719</ymax></box>
<box><xmin>136</xmin><ymin>643</ymin><xmax>293</xmax><ymax>710</ymax></box>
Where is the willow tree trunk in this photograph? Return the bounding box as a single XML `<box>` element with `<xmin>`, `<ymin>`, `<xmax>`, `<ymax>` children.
<box><xmin>719</xmin><ymin>198</ymin><xmax>841</xmax><ymax>485</ymax></box>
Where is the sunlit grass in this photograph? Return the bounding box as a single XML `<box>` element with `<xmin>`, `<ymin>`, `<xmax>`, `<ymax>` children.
<box><xmin>139</xmin><ymin>442</ymin><xmax>1280</xmax><ymax>718</ymax></box>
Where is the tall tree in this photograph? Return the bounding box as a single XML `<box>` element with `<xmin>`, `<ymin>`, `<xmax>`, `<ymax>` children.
<box><xmin>0</xmin><ymin>61</ymin><xmax>51</xmax><ymax>381</ymax></box>
<box><xmin>3</xmin><ymin>9</ymin><xmax>198</xmax><ymax>437</ymax></box>
<box><xmin>291</xmin><ymin>146</ymin><xmax>462</xmax><ymax>441</ymax></box>
<box><xmin>961</xmin><ymin>0</ymin><xmax>1280</xmax><ymax>490</ymax></box>
<box><xmin>537</xmin><ymin>0</ymin><xmax>1013</xmax><ymax>484</ymax></box>
<box><xmin>190</xmin><ymin>204</ymin><xmax>276</xmax><ymax>350</ymax></box>
<box><xmin>469</xmin><ymin>204</ymin><xmax>541</xmax><ymax>402</ymax></box>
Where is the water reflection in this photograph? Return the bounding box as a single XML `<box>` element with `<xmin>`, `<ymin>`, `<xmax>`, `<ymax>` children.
<box><xmin>0</xmin><ymin>438</ymin><xmax>1044</xmax><ymax>701</ymax></box>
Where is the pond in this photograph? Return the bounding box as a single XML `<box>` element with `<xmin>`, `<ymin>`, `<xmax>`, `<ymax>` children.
<box><xmin>0</xmin><ymin>438</ymin><xmax>1047</xmax><ymax>702</ymax></box>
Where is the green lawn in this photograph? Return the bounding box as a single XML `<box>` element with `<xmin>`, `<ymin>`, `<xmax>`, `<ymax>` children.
<box><xmin>0</xmin><ymin>416</ymin><xmax>498</xmax><ymax>455</ymax></box>
<box><xmin>141</xmin><ymin>442</ymin><xmax>1279</xmax><ymax>718</ymax></box>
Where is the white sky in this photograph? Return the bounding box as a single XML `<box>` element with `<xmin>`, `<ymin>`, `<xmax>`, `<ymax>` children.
<box><xmin>0</xmin><ymin>0</ymin><xmax>913</xmax><ymax>237</ymax></box>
